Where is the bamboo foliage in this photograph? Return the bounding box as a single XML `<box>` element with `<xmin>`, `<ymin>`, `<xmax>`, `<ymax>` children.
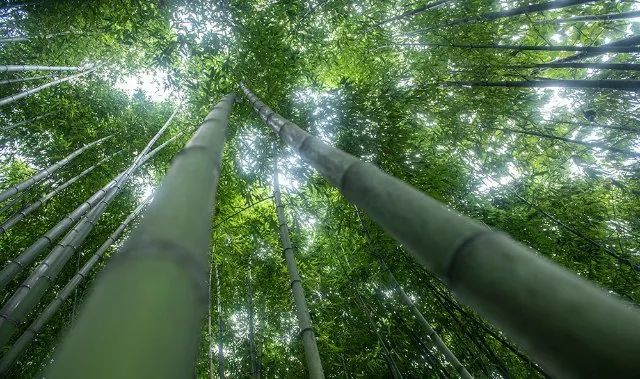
<box><xmin>45</xmin><ymin>94</ymin><xmax>235</xmax><ymax>379</ymax></box>
<box><xmin>0</xmin><ymin>197</ymin><xmax>150</xmax><ymax>375</ymax></box>
<box><xmin>1</xmin><ymin>111</ymin><xmax>58</xmax><ymax>132</ymax></box>
<box><xmin>0</xmin><ymin>130</ymin><xmax>183</xmax><ymax>348</ymax></box>
<box><xmin>0</xmin><ymin>135</ymin><xmax>112</xmax><ymax>203</ymax></box>
<box><xmin>273</xmin><ymin>163</ymin><xmax>325</xmax><ymax>379</ymax></box>
<box><xmin>0</xmin><ymin>149</ymin><xmax>123</xmax><ymax>234</ymax></box>
<box><xmin>240</xmin><ymin>83</ymin><xmax>640</xmax><ymax>378</ymax></box>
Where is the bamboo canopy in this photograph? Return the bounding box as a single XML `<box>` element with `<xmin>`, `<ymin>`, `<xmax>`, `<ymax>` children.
<box><xmin>240</xmin><ymin>83</ymin><xmax>640</xmax><ymax>378</ymax></box>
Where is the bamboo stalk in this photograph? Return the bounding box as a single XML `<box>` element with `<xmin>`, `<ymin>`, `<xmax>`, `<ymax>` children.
<box><xmin>273</xmin><ymin>162</ymin><xmax>325</xmax><ymax>379</ymax></box>
<box><xmin>0</xmin><ymin>149</ymin><xmax>123</xmax><ymax>234</ymax></box>
<box><xmin>45</xmin><ymin>94</ymin><xmax>234</xmax><ymax>379</ymax></box>
<box><xmin>0</xmin><ymin>64</ymin><xmax>81</xmax><ymax>72</ymax></box>
<box><xmin>240</xmin><ymin>83</ymin><xmax>640</xmax><ymax>378</ymax></box>
<box><xmin>0</xmin><ymin>135</ymin><xmax>112</xmax><ymax>203</ymax></box>
<box><xmin>0</xmin><ymin>74</ymin><xmax>57</xmax><ymax>86</ymax></box>
<box><xmin>1</xmin><ymin>111</ymin><xmax>58</xmax><ymax>132</ymax></box>
<box><xmin>0</xmin><ymin>66</ymin><xmax>97</xmax><ymax>107</ymax></box>
<box><xmin>0</xmin><ymin>106</ymin><xmax>183</xmax><ymax>347</ymax></box>
<box><xmin>0</xmin><ymin>198</ymin><xmax>149</xmax><ymax>375</ymax></box>
<box><xmin>540</xmin><ymin>10</ymin><xmax>640</xmax><ymax>23</ymax></box>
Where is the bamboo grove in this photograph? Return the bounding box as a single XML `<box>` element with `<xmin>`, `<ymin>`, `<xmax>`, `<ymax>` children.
<box><xmin>0</xmin><ymin>0</ymin><xmax>639</xmax><ymax>378</ymax></box>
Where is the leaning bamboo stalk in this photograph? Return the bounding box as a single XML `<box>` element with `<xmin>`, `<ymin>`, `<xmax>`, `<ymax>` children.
<box><xmin>45</xmin><ymin>94</ymin><xmax>234</xmax><ymax>379</ymax></box>
<box><xmin>215</xmin><ymin>261</ymin><xmax>226</xmax><ymax>379</ymax></box>
<box><xmin>240</xmin><ymin>83</ymin><xmax>640</xmax><ymax>378</ymax></box>
<box><xmin>556</xmin><ymin>35</ymin><xmax>640</xmax><ymax>63</ymax></box>
<box><xmin>273</xmin><ymin>164</ymin><xmax>325</xmax><ymax>379</ymax></box>
<box><xmin>1</xmin><ymin>111</ymin><xmax>57</xmax><ymax>132</ymax></box>
<box><xmin>0</xmin><ymin>66</ymin><xmax>97</xmax><ymax>107</ymax></box>
<box><xmin>539</xmin><ymin>10</ymin><xmax>640</xmax><ymax>23</ymax></box>
<box><xmin>0</xmin><ymin>106</ymin><xmax>181</xmax><ymax>288</ymax></box>
<box><xmin>0</xmin><ymin>107</ymin><xmax>183</xmax><ymax>347</ymax></box>
<box><xmin>445</xmin><ymin>79</ymin><xmax>640</xmax><ymax>91</ymax></box>
<box><xmin>0</xmin><ymin>149</ymin><xmax>123</xmax><ymax>234</ymax></box>
<box><xmin>0</xmin><ymin>64</ymin><xmax>81</xmax><ymax>72</ymax></box>
<box><xmin>0</xmin><ymin>74</ymin><xmax>57</xmax><ymax>86</ymax></box>
<box><xmin>0</xmin><ymin>135</ymin><xmax>112</xmax><ymax>203</ymax></box>
<box><xmin>377</xmin><ymin>42</ymin><xmax>640</xmax><ymax>54</ymax></box>
<box><xmin>0</xmin><ymin>198</ymin><xmax>149</xmax><ymax>375</ymax></box>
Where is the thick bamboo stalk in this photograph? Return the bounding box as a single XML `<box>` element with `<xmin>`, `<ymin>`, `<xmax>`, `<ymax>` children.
<box><xmin>0</xmin><ymin>198</ymin><xmax>149</xmax><ymax>375</ymax></box>
<box><xmin>45</xmin><ymin>94</ymin><xmax>234</xmax><ymax>379</ymax></box>
<box><xmin>0</xmin><ymin>74</ymin><xmax>56</xmax><ymax>86</ymax></box>
<box><xmin>1</xmin><ymin>111</ymin><xmax>57</xmax><ymax>132</ymax></box>
<box><xmin>0</xmin><ymin>64</ymin><xmax>81</xmax><ymax>72</ymax></box>
<box><xmin>273</xmin><ymin>164</ymin><xmax>325</xmax><ymax>379</ymax></box>
<box><xmin>0</xmin><ymin>135</ymin><xmax>111</xmax><ymax>203</ymax></box>
<box><xmin>0</xmin><ymin>66</ymin><xmax>96</xmax><ymax>107</ymax></box>
<box><xmin>446</xmin><ymin>79</ymin><xmax>640</xmax><ymax>91</ymax></box>
<box><xmin>0</xmin><ymin>106</ymin><xmax>182</xmax><ymax>347</ymax></box>
<box><xmin>0</xmin><ymin>149</ymin><xmax>123</xmax><ymax>234</ymax></box>
<box><xmin>240</xmin><ymin>83</ymin><xmax>640</xmax><ymax>378</ymax></box>
<box><xmin>556</xmin><ymin>35</ymin><xmax>640</xmax><ymax>63</ymax></box>
<box><xmin>0</xmin><ymin>106</ymin><xmax>181</xmax><ymax>288</ymax></box>
<box><xmin>540</xmin><ymin>10</ymin><xmax>640</xmax><ymax>23</ymax></box>
<box><xmin>208</xmin><ymin>261</ymin><xmax>214</xmax><ymax>379</ymax></box>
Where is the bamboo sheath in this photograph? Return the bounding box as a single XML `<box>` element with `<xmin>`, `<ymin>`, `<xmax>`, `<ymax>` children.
<box><xmin>240</xmin><ymin>83</ymin><xmax>640</xmax><ymax>378</ymax></box>
<box><xmin>0</xmin><ymin>198</ymin><xmax>149</xmax><ymax>375</ymax></box>
<box><xmin>0</xmin><ymin>135</ymin><xmax>112</xmax><ymax>203</ymax></box>
<box><xmin>273</xmin><ymin>165</ymin><xmax>325</xmax><ymax>379</ymax></box>
<box><xmin>46</xmin><ymin>95</ymin><xmax>234</xmax><ymax>379</ymax></box>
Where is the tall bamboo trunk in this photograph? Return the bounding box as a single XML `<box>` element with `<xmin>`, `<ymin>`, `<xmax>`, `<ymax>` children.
<box><xmin>273</xmin><ymin>163</ymin><xmax>325</xmax><ymax>379</ymax></box>
<box><xmin>0</xmin><ymin>74</ymin><xmax>57</xmax><ymax>86</ymax></box>
<box><xmin>0</xmin><ymin>198</ymin><xmax>149</xmax><ymax>375</ymax></box>
<box><xmin>45</xmin><ymin>94</ymin><xmax>234</xmax><ymax>379</ymax></box>
<box><xmin>382</xmin><ymin>42</ymin><xmax>640</xmax><ymax>54</ymax></box>
<box><xmin>0</xmin><ymin>66</ymin><xmax>97</xmax><ymax>107</ymax></box>
<box><xmin>0</xmin><ymin>65</ymin><xmax>81</xmax><ymax>72</ymax></box>
<box><xmin>556</xmin><ymin>35</ymin><xmax>640</xmax><ymax>62</ymax></box>
<box><xmin>0</xmin><ymin>135</ymin><xmax>112</xmax><ymax>203</ymax></box>
<box><xmin>446</xmin><ymin>79</ymin><xmax>640</xmax><ymax>91</ymax></box>
<box><xmin>0</xmin><ymin>133</ymin><xmax>181</xmax><ymax>348</ymax></box>
<box><xmin>1</xmin><ymin>111</ymin><xmax>57</xmax><ymax>132</ymax></box>
<box><xmin>0</xmin><ymin>106</ymin><xmax>180</xmax><ymax>288</ymax></box>
<box><xmin>540</xmin><ymin>10</ymin><xmax>640</xmax><ymax>23</ymax></box>
<box><xmin>240</xmin><ymin>83</ymin><xmax>640</xmax><ymax>378</ymax></box>
<box><xmin>208</xmin><ymin>259</ymin><xmax>214</xmax><ymax>379</ymax></box>
<box><xmin>215</xmin><ymin>261</ymin><xmax>225</xmax><ymax>379</ymax></box>
<box><xmin>0</xmin><ymin>106</ymin><xmax>182</xmax><ymax>346</ymax></box>
<box><xmin>247</xmin><ymin>262</ymin><xmax>259</xmax><ymax>379</ymax></box>
<box><xmin>508</xmin><ymin>62</ymin><xmax>640</xmax><ymax>71</ymax></box>
<box><xmin>0</xmin><ymin>149</ymin><xmax>123</xmax><ymax>234</ymax></box>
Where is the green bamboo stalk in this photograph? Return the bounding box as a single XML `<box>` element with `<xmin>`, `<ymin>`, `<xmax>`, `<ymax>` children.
<box><xmin>0</xmin><ymin>198</ymin><xmax>149</xmax><ymax>375</ymax></box>
<box><xmin>445</xmin><ymin>79</ymin><xmax>640</xmax><ymax>91</ymax></box>
<box><xmin>240</xmin><ymin>83</ymin><xmax>640</xmax><ymax>378</ymax></box>
<box><xmin>45</xmin><ymin>94</ymin><xmax>234</xmax><ymax>379</ymax></box>
<box><xmin>273</xmin><ymin>163</ymin><xmax>325</xmax><ymax>379</ymax></box>
<box><xmin>247</xmin><ymin>260</ymin><xmax>259</xmax><ymax>379</ymax></box>
<box><xmin>0</xmin><ymin>74</ymin><xmax>57</xmax><ymax>86</ymax></box>
<box><xmin>539</xmin><ymin>10</ymin><xmax>640</xmax><ymax>23</ymax></box>
<box><xmin>0</xmin><ymin>106</ymin><xmax>182</xmax><ymax>347</ymax></box>
<box><xmin>0</xmin><ymin>66</ymin><xmax>97</xmax><ymax>107</ymax></box>
<box><xmin>0</xmin><ymin>149</ymin><xmax>123</xmax><ymax>234</ymax></box>
<box><xmin>0</xmin><ymin>64</ymin><xmax>81</xmax><ymax>72</ymax></box>
<box><xmin>1</xmin><ymin>111</ymin><xmax>58</xmax><ymax>132</ymax></box>
<box><xmin>556</xmin><ymin>35</ymin><xmax>640</xmax><ymax>63</ymax></box>
<box><xmin>216</xmin><ymin>260</ymin><xmax>226</xmax><ymax>379</ymax></box>
<box><xmin>0</xmin><ymin>107</ymin><xmax>181</xmax><ymax>289</ymax></box>
<box><xmin>379</xmin><ymin>42</ymin><xmax>640</xmax><ymax>54</ymax></box>
<box><xmin>0</xmin><ymin>135</ymin><xmax>112</xmax><ymax>203</ymax></box>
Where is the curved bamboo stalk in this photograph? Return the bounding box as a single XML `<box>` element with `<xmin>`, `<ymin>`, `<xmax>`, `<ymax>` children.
<box><xmin>0</xmin><ymin>66</ymin><xmax>97</xmax><ymax>107</ymax></box>
<box><xmin>45</xmin><ymin>94</ymin><xmax>234</xmax><ymax>379</ymax></box>
<box><xmin>273</xmin><ymin>163</ymin><xmax>325</xmax><ymax>379</ymax></box>
<box><xmin>1</xmin><ymin>111</ymin><xmax>58</xmax><ymax>132</ymax></box>
<box><xmin>240</xmin><ymin>83</ymin><xmax>640</xmax><ymax>378</ymax></box>
<box><xmin>0</xmin><ymin>64</ymin><xmax>81</xmax><ymax>72</ymax></box>
<box><xmin>0</xmin><ymin>198</ymin><xmax>149</xmax><ymax>375</ymax></box>
<box><xmin>0</xmin><ymin>106</ymin><xmax>182</xmax><ymax>347</ymax></box>
<box><xmin>0</xmin><ymin>149</ymin><xmax>123</xmax><ymax>234</ymax></box>
<box><xmin>0</xmin><ymin>135</ymin><xmax>112</xmax><ymax>203</ymax></box>
<box><xmin>0</xmin><ymin>74</ymin><xmax>56</xmax><ymax>86</ymax></box>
